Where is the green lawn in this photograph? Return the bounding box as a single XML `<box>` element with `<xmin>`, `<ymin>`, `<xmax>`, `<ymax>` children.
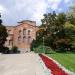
<box><xmin>34</xmin><ymin>45</ymin><xmax>75</xmax><ymax>72</ymax></box>
<box><xmin>46</xmin><ymin>53</ymin><xmax>75</xmax><ymax>72</ymax></box>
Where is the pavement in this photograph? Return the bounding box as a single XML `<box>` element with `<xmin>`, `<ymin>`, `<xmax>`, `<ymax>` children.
<box><xmin>0</xmin><ymin>52</ymin><xmax>50</xmax><ymax>75</ymax></box>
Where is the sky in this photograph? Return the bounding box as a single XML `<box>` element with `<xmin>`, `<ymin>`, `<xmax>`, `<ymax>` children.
<box><xmin>0</xmin><ymin>0</ymin><xmax>75</xmax><ymax>26</ymax></box>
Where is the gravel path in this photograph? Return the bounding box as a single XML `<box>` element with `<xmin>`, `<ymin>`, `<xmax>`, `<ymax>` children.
<box><xmin>0</xmin><ymin>52</ymin><xmax>50</xmax><ymax>75</ymax></box>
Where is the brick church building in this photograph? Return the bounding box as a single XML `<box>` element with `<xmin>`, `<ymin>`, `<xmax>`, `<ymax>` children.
<box><xmin>5</xmin><ymin>20</ymin><xmax>38</xmax><ymax>53</ymax></box>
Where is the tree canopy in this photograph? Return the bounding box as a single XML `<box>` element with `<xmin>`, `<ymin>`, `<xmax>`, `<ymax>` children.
<box><xmin>31</xmin><ymin>11</ymin><xmax>75</xmax><ymax>52</ymax></box>
<box><xmin>0</xmin><ymin>13</ymin><xmax>8</xmax><ymax>53</ymax></box>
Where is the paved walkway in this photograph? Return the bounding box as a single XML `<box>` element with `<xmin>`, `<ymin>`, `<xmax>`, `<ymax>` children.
<box><xmin>0</xmin><ymin>52</ymin><xmax>49</xmax><ymax>75</ymax></box>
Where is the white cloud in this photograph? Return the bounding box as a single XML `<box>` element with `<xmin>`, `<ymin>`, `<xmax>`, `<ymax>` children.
<box><xmin>48</xmin><ymin>0</ymin><xmax>61</xmax><ymax>3</ymax></box>
<box><xmin>58</xmin><ymin>8</ymin><xmax>62</xmax><ymax>12</ymax></box>
<box><xmin>47</xmin><ymin>0</ymin><xmax>61</xmax><ymax>10</ymax></box>
<box><xmin>51</xmin><ymin>3</ymin><xmax>59</xmax><ymax>10</ymax></box>
<box><xmin>64</xmin><ymin>0</ymin><xmax>70</xmax><ymax>3</ymax></box>
<box><xmin>0</xmin><ymin>0</ymin><xmax>74</xmax><ymax>26</ymax></box>
<box><xmin>0</xmin><ymin>0</ymin><xmax>48</xmax><ymax>25</ymax></box>
<box><xmin>0</xmin><ymin>5</ymin><xmax>6</xmax><ymax>13</ymax></box>
<box><xmin>29</xmin><ymin>0</ymin><xmax>47</xmax><ymax>24</ymax></box>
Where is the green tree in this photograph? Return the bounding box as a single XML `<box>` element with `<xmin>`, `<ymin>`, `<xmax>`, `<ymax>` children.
<box><xmin>41</xmin><ymin>11</ymin><xmax>57</xmax><ymax>33</ymax></box>
<box><xmin>66</xmin><ymin>4</ymin><xmax>75</xmax><ymax>51</ymax></box>
<box><xmin>67</xmin><ymin>4</ymin><xmax>75</xmax><ymax>17</ymax></box>
<box><xmin>0</xmin><ymin>13</ymin><xmax>8</xmax><ymax>53</ymax></box>
<box><xmin>40</xmin><ymin>12</ymin><xmax>71</xmax><ymax>52</ymax></box>
<box><xmin>33</xmin><ymin>11</ymin><xmax>74</xmax><ymax>52</ymax></box>
<box><xmin>67</xmin><ymin>4</ymin><xmax>75</xmax><ymax>25</ymax></box>
<box><xmin>67</xmin><ymin>15</ymin><xmax>75</xmax><ymax>25</ymax></box>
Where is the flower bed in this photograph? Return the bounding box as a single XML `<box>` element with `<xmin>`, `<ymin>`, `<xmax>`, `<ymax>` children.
<box><xmin>39</xmin><ymin>54</ymin><xmax>68</xmax><ymax>75</ymax></box>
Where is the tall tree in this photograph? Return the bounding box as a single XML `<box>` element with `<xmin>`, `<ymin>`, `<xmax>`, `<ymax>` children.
<box><xmin>67</xmin><ymin>4</ymin><xmax>75</xmax><ymax>17</ymax></box>
<box><xmin>67</xmin><ymin>4</ymin><xmax>75</xmax><ymax>25</ymax></box>
<box><xmin>0</xmin><ymin>13</ymin><xmax>8</xmax><ymax>53</ymax></box>
<box><xmin>41</xmin><ymin>12</ymin><xmax>67</xmax><ymax>37</ymax></box>
<box><xmin>39</xmin><ymin>12</ymin><xmax>71</xmax><ymax>51</ymax></box>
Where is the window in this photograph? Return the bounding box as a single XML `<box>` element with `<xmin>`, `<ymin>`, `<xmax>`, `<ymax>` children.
<box><xmin>28</xmin><ymin>36</ymin><xmax>31</xmax><ymax>43</ymax></box>
<box><xmin>18</xmin><ymin>36</ymin><xmax>21</xmax><ymax>43</ymax></box>
<box><xmin>19</xmin><ymin>30</ymin><xmax>21</xmax><ymax>36</ymax></box>
<box><xmin>23</xmin><ymin>36</ymin><xmax>26</xmax><ymax>43</ymax></box>
<box><xmin>23</xmin><ymin>29</ymin><xmax>26</xmax><ymax>35</ymax></box>
<box><xmin>28</xmin><ymin>30</ymin><xmax>30</xmax><ymax>35</ymax></box>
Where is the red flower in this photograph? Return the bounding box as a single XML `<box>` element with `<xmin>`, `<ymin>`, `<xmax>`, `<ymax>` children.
<box><xmin>39</xmin><ymin>54</ymin><xmax>68</xmax><ymax>75</ymax></box>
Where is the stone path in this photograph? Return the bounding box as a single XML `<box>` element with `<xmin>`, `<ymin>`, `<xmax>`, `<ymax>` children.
<box><xmin>0</xmin><ymin>52</ymin><xmax>49</xmax><ymax>75</ymax></box>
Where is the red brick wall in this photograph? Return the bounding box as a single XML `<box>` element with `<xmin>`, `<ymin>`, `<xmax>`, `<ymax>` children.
<box><xmin>5</xmin><ymin>20</ymin><xmax>39</xmax><ymax>53</ymax></box>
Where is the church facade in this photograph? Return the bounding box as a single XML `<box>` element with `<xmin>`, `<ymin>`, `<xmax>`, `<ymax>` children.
<box><xmin>5</xmin><ymin>20</ymin><xmax>38</xmax><ymax>53</ymax></box>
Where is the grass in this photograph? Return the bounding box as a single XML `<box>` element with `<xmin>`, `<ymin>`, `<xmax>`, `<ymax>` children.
<box><xmin>34</xmin><ymin>45</ymin><xmax>75</xmax><ymax>72</ymax></box>
<box><xmin>46</xmin><ymin>52</ymin><xmax>75</xmax><ymax>72</ymax></box>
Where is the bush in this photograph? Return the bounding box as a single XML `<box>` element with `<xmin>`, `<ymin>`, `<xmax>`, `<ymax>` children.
<box><xmin>0</xmin><ymin>46</ymin><xmax>9</xmax><ymax>54</ymax></box>
<box><xmin>11</xmin><ymin>46</ymin><xmax>20</xmax><ymax>53</ymax></box>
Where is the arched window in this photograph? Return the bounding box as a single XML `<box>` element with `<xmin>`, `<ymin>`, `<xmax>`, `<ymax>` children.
<box><xmin>23</xmin><ymin>29</ymin><xmax>26</xmax><ymax>35</ymax></box>
<box><xmin>23</xmin><ymin>36</ymin><xmax>26</xmax><ymax>43</ymax></box>
<box><xmin>18</xmin><ymin>36</ymin><xmax>21</xmax><ymax>43</ymax></box>
<box><xmin>19</xmin><ymin>30</ymin><xmax>21</xmax><ymax>36</ymax></box>
<box><xmin>28</xmin><ymin>36</ymin><xmax>31</xmax><ymax>44</ymax></box>
<box><xmin>28</xmin><ymin>30</ymin><xmax>30</xmax><ymax>35</ymax></box>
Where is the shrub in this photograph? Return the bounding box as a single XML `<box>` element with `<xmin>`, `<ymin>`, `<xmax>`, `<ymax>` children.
<box><xmin>0</xmin><ymin>46</ymin><xmax>9</xmax><ymax>54</ymax></box>
<box><xmin>11</xmin><ymin>46</ymin><xmax>20</xmax><ymax>53</ymax></box>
